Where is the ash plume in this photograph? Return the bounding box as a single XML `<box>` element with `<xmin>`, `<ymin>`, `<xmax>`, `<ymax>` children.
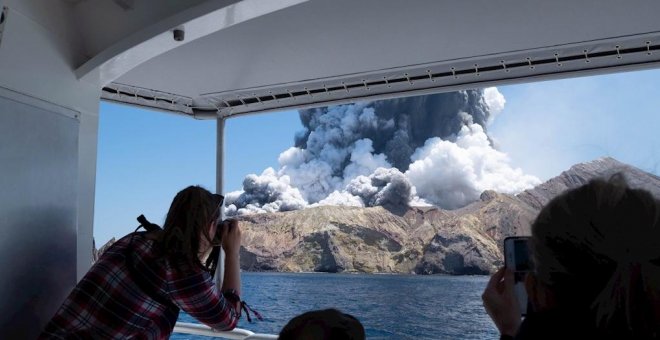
<box><xmin>295</xmin><ymin>90</ymin><xmax>490</xmax><ymax>171</ymax></box>
<box><xmin>225</xmin><ymin>88</ymin><xmax>540</xmax><ymax>215</ymax></box>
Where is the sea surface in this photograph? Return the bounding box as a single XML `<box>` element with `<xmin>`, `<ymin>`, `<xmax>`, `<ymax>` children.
<box><xmin>173</xmin><ymin>272</ymin><xmax>498</xmax><ymax>340</ymax></box>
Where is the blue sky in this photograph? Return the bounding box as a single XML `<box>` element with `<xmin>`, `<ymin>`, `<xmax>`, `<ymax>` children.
<box><xmin>93</xmin><ymin>69</ymin><xmax>660</xmax><ymax>245</ymax></box>
<box><xmin>492</xmin><ymin>70</ymin><xmax>660</xmax><ymax>179</ymax></box>
<box><xmin>94</xmin><ymin>106</ymin><xmax>301</xmax><ymax>245</ymax></box>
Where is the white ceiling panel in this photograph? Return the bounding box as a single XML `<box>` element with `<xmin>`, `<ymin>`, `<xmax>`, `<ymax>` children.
<box><xmin>105</xmin><ymin>0</ymin><xmax>660</xmax><ymax>117</ymax></box>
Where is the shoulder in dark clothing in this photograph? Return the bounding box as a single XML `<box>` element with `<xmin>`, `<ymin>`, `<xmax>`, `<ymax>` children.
<box><xmin>513</xmin><ymin>309</ymin><xmax>657</xmax><ymax>340</ymax></box>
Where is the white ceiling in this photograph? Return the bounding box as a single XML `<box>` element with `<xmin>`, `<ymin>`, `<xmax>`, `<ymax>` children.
<box><xmin>95</xmin><ymin>0</ymin><xmax>660</xmax><ymax>116</ymax></box>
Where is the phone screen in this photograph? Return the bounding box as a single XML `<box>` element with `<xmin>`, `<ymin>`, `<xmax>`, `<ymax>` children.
<box><xmin>504</xmin><ymin>237</ymin><xmax>532</xmax><ymax>316</ymax></box>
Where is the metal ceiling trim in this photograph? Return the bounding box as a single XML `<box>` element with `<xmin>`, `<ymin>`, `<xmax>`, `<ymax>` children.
<box><xmin>206</xmin><ymin>37</ymin><xmax>660</xmax><ymax>118</ymax></box>
<box><xmin>100</xmin><ymin>35</ymin><xmax>660</xmax><ymax>119</ymax></box>
<box><xmin>100</xmin><ymin>83</ymin><xmax>197</xmax><ymax>116</ymax></box>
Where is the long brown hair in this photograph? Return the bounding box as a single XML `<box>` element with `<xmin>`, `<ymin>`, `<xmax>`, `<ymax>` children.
<box><xmin>531</xmin><ymin>174</ymin><xmax>660</xmax><ymax>337</ymax></box>
<box><xmin>156</xmin><ymin>185</ymin><xmax>223</xmax><ymax>272</ymax></box>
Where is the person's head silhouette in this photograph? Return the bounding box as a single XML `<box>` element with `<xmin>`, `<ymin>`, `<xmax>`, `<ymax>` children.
<box><xmin>484</xmin><ymin>175</ymin><xmax>660</xmax><ymax>338</ymax></box>
<box><xmin>279</xmin><ymin>308</ymin><xmax>365</xmax><ymax>340</ymax></box>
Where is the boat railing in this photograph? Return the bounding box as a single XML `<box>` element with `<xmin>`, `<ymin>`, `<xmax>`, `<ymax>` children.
<box><xmin>173</xmin><ymin>322</ymin><xmax>278</xmax><ymax>339</ymax></box>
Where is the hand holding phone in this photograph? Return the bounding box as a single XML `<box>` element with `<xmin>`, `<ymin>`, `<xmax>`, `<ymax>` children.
<box><xmin>482</xmin><ymin>267</ymin><xmax>522</xmax><ymax>336</ymax></box>
<box><xmin>503</xmin><ymin>236</ymin><xmax>533</xmax><ymax>316</ymax></box>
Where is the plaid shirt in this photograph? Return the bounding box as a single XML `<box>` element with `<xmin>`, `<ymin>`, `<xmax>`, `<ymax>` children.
<box><xmin>40</xmin><ymin>233</ymin><xmax>240</xmax><ymax>339</ymax></box>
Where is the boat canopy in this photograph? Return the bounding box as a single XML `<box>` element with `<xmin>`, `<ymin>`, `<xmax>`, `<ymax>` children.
<box><xmin>67</xmin><ymin>0</ymin><xmax>660</xmax><ymax>117</ymax></box>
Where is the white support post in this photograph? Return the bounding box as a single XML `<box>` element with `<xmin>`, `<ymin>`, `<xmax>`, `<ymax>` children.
<box><xmin>214</xmin><ymin>116</ymin><xmax>226</xmax><ymax>286</ymax></box>
<box><xmin>216</xmin><ymin>116</ymin><xmax>225</xmax><ymax>206</ymax></box>
<box><xmin>174</xmin><ymin>115</ymin><xmax>278</xmax><ymax>340</ymax></box>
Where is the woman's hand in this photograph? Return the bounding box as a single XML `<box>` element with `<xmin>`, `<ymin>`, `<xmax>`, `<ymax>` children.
<box><xmin>482</xmin><ymin>267</ymin><xmax>521</xmax><ymax>337</ymax></box>
<box><xmin>220</xmin><ymin>219</ymin><xmax>241</xmax><ymax>255</ymax></box>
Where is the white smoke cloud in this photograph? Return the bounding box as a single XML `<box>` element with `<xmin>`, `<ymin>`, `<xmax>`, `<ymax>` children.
<box><xmin>342</xmin><ymin>139</ymin><xmax>391</xmax><ymax>185</ymax></box>
<box><xmin>315</xmin><ymin>190</ymin><xmax>365</xmax><ymax>207</ymax></box>
<box><xmin>313</xmin><ymin>167</ymin><xmax>412</xmax><ymax>208</ymax></box>
<box><xmin>406</xmin><ymin>123</ymin><xmax>540</xmax><ymax>209</ymax></box>
<box><xmin>483</xmin><ymin>87</ymin><xmax>506</xmax><ymax>124</ymax></box>
<box><xmin>279</xmin><ymin>158</ymin><xmax>340</xmax><ymax>203</ymax></box>
<box><xmin>227</xmin><ymin>87</ymin><xmax>540</xmax><ymax>215</ymax></box>
<box><xmin>273</xmin><ymin>103</ymin><xmax>395</xmax><ymax>204</ymax></box>
<box><xmin>224</xmin><ymin>168</ymin><xmax>307</xmax><ymax>215</ymax></box>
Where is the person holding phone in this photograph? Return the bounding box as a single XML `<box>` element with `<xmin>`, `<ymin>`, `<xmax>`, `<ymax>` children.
<box><xmin>40</xmin><ymin>186</ymin><xmax>243</xmax><ymax>339</ymax></box>
<box><xmin>482</xmin><ymin>175</ymin><xmax>660</xmax><ymax>339</ymax></box>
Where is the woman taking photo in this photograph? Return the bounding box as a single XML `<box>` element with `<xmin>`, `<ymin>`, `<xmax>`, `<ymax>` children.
<box><xmin>40</xmin><ymin>186</ymin><xmax>242</xmax><ymax>339</ymax></box>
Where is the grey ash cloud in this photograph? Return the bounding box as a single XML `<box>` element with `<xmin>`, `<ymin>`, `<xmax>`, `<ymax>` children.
<box><xmin>225</xmin><ymin>88</ymin><xmax>539</xmax><ymax>215</ymax></box>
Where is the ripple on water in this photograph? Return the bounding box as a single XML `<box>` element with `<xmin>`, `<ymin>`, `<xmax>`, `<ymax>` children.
<box><xmin>173</xmin><ymin>272</ymin><xmax>499</xmax><ymax>340</ymax></box>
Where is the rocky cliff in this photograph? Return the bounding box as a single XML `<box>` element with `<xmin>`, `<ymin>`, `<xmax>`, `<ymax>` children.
<box><xmin>93</xmin><ymin>237</ymin><xmax>116</xmax><ymax>263</ymax></box>
<box><xmin>238</xmin><ymin>157</ymin><xmax>660</xmax><ymax>275</ymax></box>
<box><xmin>517</xmin><ymin>157</ymin><xmax>660</xmax><ymax>210</ymax></box>
<box><xmin>238</xmin><ymin>189</ymin><xmax>537</xmax><ymax>275</ymax></box>
<box><xmin>94</xmin><ymin>158</ymin><xmax>659</xmax><ymax>275</ymax></box>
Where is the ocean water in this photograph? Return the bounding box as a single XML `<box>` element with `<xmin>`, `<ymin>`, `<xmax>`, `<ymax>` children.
<box><xmin>173</xmin><ymin>272</ymin><xmax>499</xmax><ymax>340</ymax></box>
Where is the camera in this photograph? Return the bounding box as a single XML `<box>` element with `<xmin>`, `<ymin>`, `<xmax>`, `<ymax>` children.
<box><xmin>212</xmin><ymin>218</ymin><xmax>237</xmax><ymax>243</ymax></box>
<box><xmin>173</xmin><ymin>28</ymin><xmax>185</xmax><ymax>42</ymax></box>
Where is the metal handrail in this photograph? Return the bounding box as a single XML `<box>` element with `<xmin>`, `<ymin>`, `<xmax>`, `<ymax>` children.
<box><xmin>173</xmin><ymin>322</ymin><xmax>278</xmax><ymax>340</ymax></box>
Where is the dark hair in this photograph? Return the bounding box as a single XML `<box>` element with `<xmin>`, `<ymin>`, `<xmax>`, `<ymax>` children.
<box><xmin>530</xmin><ymin>174</ymin><xmax>660</xmax><ymax>337</ymax></box>
<box><xmin>279</xmin><ymin>309</ymin><xmax>365</xmax><ymax>340</ymax></box>
<box><xmin>156</xmin><ymin>185</ymin><xmax>223</xmax><ymax>272</ymax></box>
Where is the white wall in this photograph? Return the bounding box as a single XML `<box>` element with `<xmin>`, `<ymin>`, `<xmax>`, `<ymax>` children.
<box><xmin>0</xmin><ymin>1</ymin><xmax>100</xmax><ymax>336</ymax></box>
<box><xmin>0</xmin><ymin>89</ymin><xmax>80</xmax><ymax>339</ymax></box>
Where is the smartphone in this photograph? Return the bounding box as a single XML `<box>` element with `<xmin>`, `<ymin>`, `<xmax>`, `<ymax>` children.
<box><xmin>503</xmin><ymin>236</ymin><xmax>532</xmax><ymax>316</ymax></box>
